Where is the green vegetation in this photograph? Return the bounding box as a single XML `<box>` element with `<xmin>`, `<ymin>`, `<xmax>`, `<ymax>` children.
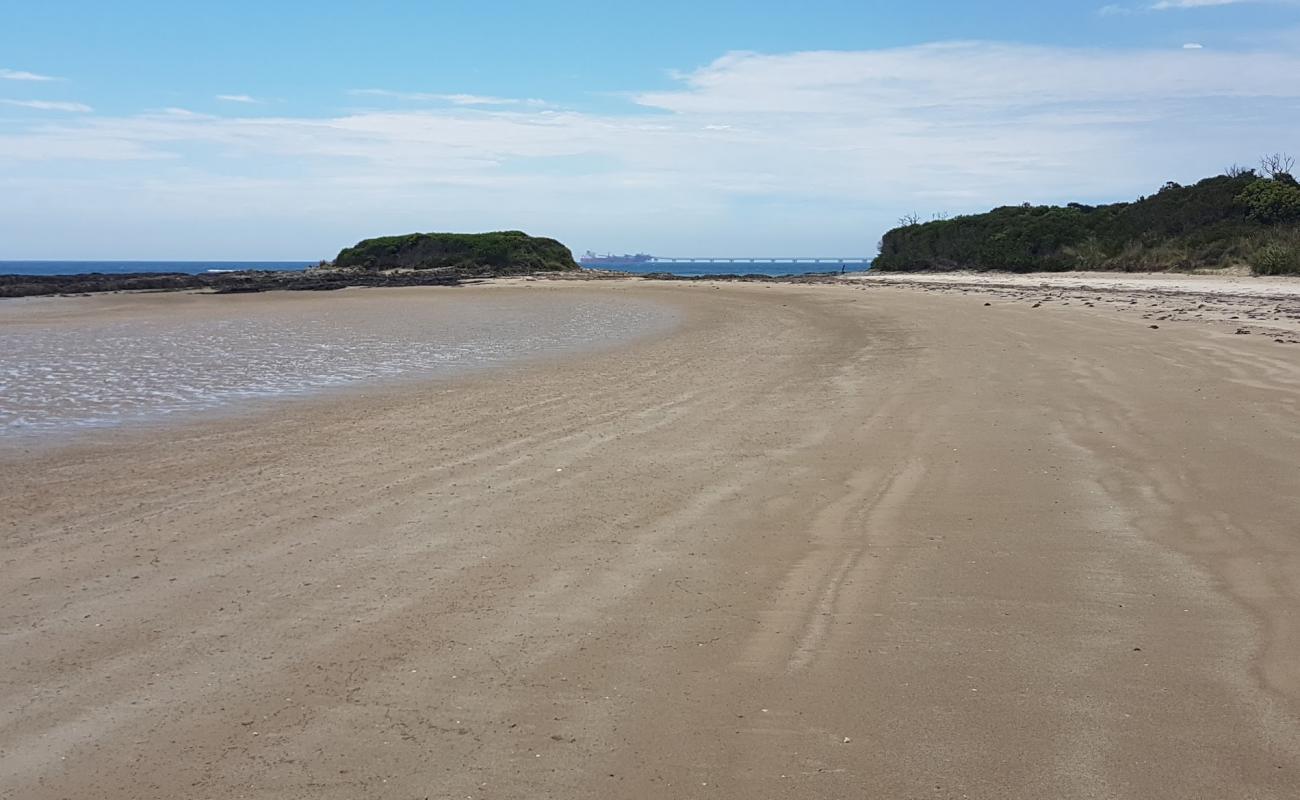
<box><xmin>331</xmin><ymin>230</ymin><xmax>578</xmax><ymax>274</ymax></box>
<box><xmin>875</xmin><ymin>165</ymin><xmax>1300</xmax><ymax>276</ymax></box>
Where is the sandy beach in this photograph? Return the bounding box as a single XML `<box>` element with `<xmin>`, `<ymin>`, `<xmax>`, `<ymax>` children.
<box><xmin>3</xmin><ymin>278</ymin><xmax>1300</xmax><ymax>799</ymax></box>
<box><xmin>851</xmin><ymin>270</ymin><xmax>1300</xmax><ymax>339</ymax></box>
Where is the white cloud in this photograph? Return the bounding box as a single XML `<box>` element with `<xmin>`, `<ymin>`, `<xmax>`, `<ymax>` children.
<box><xmin>0</xmin><ymin>68</ymin><xmax>60</xmax><ymax>81</ymax></box>
<box><xmin>632</xmin><ymin>43</ymin><xmax>1300</xmax><ymax>114</ymax></box>
<box><xmin>1102</xmin><ymin>0</ymin><xmax>1293</xmax><ymax>13</ymax></box>
<box><xmin>350</xmin><ymin>89</ymin><xmax>549</xmax><ymax>106</ymax></box>
<box><xmin>216</xmin><ymin>94</ymin><xmax>263</xmax><ymax>104</ymax></box>
<box><xmin>437</xmin><ymin>93</ymin><xmax>519</xmax><ymax>106</ymax></box>
<box><xmin>1</xmin><ymin>99</ymin><xmax>92</xmax><ymax>113</ymax></box>
<box><xmin>1150</xmin><ymin>0</ymin><xmax>1300</xmax><ymax>7</ymax></box>
<box><xmin>1183</xmin><ymin>42</ymin><xmax>1206</xmax><ymax>48</ymax></box>
<box><xmin>4</xmin><ymin>40</ymin><xmax>1300</xmax><ymax>255</ymax></box>
<box><xmin>156</xmin><ymin>107</ymin><xmax>213</xmax><ymax>119</ymax></box>
<box><xmin>1152</xmin><ymin>0</ymin><xmax>1251</xmax><ymax>8</ymax></box>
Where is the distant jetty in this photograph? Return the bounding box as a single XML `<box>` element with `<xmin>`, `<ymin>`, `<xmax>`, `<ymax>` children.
<box><xmin>579</xmin><ymin>252</ymin><xmax>654</xmax><ymax>267</ymax></box>
<box><xmin>580</xmin><ymin>252</ymin><xmax>873</xmax><ymax>268</ymax></box>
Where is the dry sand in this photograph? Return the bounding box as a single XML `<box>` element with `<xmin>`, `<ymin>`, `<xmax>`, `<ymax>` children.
<box><xmin>850</xmin><ymin>270</ymin><xmax>1300</xmax><ymax>338</ymax></box>
<box><xmin>2</xmin><ymin>279</ymin><xmax>1300</xmax><ymax>799</ymax></box>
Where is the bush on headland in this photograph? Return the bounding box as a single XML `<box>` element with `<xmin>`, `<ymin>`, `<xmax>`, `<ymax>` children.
<box><xmin>330</xmin><ymin>230</ymin><xmax>578</xmax><ymax>274</ymax></box>
<box><xmin>875</xmin><ymin>161</ymin><xmax>1300</xmax><ymax>276</ymax></box>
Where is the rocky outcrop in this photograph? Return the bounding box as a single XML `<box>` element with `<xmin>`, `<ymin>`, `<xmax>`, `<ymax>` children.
<box><xmin>0</xmin><ymin>269</ymin><xmax>462</xmax><ymax>298</ymax></box>
<box><xmin>331</xmin><ymin>230</ymin><xmax>578</xmax><ymax>274</ymax></box>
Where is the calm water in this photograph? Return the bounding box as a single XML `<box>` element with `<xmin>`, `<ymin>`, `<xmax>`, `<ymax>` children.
<box><xmin>0</xmin><ymin>260</ymin><xmax>870</xmax><ymax>278</ymax></box>
<box><xmin>0</xmin><ymin>260</ymin><xmax>314</xmax><ymax>276</ymax></box>
<box><xmin>603</xmin><ymin>261</ymin><xmax>871</xmax><ymax>277</ymax></box>
<box><xmin>0</xmin><ymin>293</ymin><xmax>676</xmax><ymax>437</ymax></box>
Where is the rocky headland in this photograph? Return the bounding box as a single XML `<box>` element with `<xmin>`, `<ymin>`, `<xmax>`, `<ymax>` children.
<box><xmin>874</xmin><ymin>167</ymin><xmax>1300</xmax><ymax>275</ymax></box>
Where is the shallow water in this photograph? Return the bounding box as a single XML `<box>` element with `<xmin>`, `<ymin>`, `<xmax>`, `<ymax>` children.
<box><xmin>0</xmin><ymin>292</ymin><xmax>677</xmax><ymax>437</ymax></box>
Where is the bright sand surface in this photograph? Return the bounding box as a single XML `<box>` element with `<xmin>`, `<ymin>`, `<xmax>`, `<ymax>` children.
<box><xmin>2</xmin><ymin>279</ymin><xmax>1299</xmax><ymax>798</ymax></box>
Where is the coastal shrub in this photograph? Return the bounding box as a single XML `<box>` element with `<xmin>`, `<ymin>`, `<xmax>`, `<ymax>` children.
<box><xmin>872</xmin><ymin>171</ymin><xmax>1300</xmax><ymax>273</ymax></box>
<box><xmin>1250</xmin><ymin>241</ymin><xmax>1300</xmax><ymax>275</ymax></box>
<box><xmin>1237</xmin><ymin>178</ymin><xmax>1300</xmax><ymax>224</ymax></box>
<box><xmin>1061</xmin><ymin>236</ymin><xmax>1107</xmax><ymax>270</ymax></box>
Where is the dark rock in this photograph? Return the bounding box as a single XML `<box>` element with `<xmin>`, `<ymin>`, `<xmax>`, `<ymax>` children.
<box><xmin>0</xmin><ymin>268</ymin><xmax>463</xmax><ymax>299</ymax></box>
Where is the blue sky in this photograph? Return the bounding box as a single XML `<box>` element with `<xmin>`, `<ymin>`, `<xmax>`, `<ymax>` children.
<box><xmin>3</xmin><ymin>0</ymin><xmax>1300</xmax><ymax>259</ymax></box>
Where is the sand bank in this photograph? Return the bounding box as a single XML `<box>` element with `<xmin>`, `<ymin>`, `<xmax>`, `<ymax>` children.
<box><xmin>3</xmin><ymin>280</ymin><xmax>1299</xmax><ymax>798</ymax></box>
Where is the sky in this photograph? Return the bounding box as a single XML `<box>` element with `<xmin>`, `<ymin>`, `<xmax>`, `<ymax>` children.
<box><xmin>2</xmin><ymin>0</ymin><xmax>1300</xmax><ymax>260</ymax></box>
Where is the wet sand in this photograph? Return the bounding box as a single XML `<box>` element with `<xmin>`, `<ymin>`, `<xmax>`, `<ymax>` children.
<box><xmin>0</xmin><ymin>287</ymin><xmax>674</xmax><ymax>434</ymax></box>
<box><xmin>3</xmin><ymin>279</ymin><xmax>1300</xmax><ymax>799</ymax></box>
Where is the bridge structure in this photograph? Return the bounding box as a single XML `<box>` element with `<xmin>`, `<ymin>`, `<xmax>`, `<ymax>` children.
<box><xmin>646</xmin><ymin>256</ymin><xmax>872</xmax><ymax>264</ymax></box>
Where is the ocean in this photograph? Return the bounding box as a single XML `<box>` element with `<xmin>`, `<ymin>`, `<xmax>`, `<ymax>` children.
<box><xmin>0</xmin><ymin>260</ymin><xmax>870</xmax><ymax>278</ymax></box>
<box><xmin>0</xmin><ymin>260</ymin><xmax>315</xmax><ymax>276</ymax></box>
<box><xmin>596</xmin><ymin>261</ymin><xmax>871</xmax><ymax>277</ymax></box>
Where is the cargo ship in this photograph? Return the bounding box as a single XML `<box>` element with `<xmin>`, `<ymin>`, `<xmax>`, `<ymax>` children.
<box><xmin>579</xmin><ymin>251</ymin><xmax>654</xmax><ymax>267</ymax></box>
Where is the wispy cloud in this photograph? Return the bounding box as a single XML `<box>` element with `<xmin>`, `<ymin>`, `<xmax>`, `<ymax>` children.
<box><xmin>0</xmin><ymin>68</ymin><xmax>60</xmax><ymax>81</ymax></box>
<box><xmin>216</xmin><ymin>94</ymin><xmax>264</xmax><ymax>104</ymax></box>
<box><xmin>1152</xmin><ymin>0</ymin><xmax>1253</xmax><ymax>8</ymax></box>
<box><xmin>1151</xmin><ymin>0</ymin><xmax>1300</xmax><ymax>8</ymax></box>
<box><xmin>1102</xmin><ymin>0</ymin><xmax>1292</xmax><ymax>13</ymax></box>
<box><xmin>155</xmin><ymin>107</ymin><xmax>215</xmax><ymax>119</ymax></box>
<box><xmin>350</xmin><ymin>89</ymin><xmax>549</xmax><ymax>107</ymax></box>
<box><xmin>1</xmin><ymin>99</ymin><xmax>92</xmax><ymax>112</ymax></box>
<box><xmin>3</xmin><ymin>40</ymin><xmax>1300</xmax><ymax>255</ymax></box>
<box><xmin>633</xmin><ymin>43</ymin><xmax>1300</xmax><ymax>113</ymax></box>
